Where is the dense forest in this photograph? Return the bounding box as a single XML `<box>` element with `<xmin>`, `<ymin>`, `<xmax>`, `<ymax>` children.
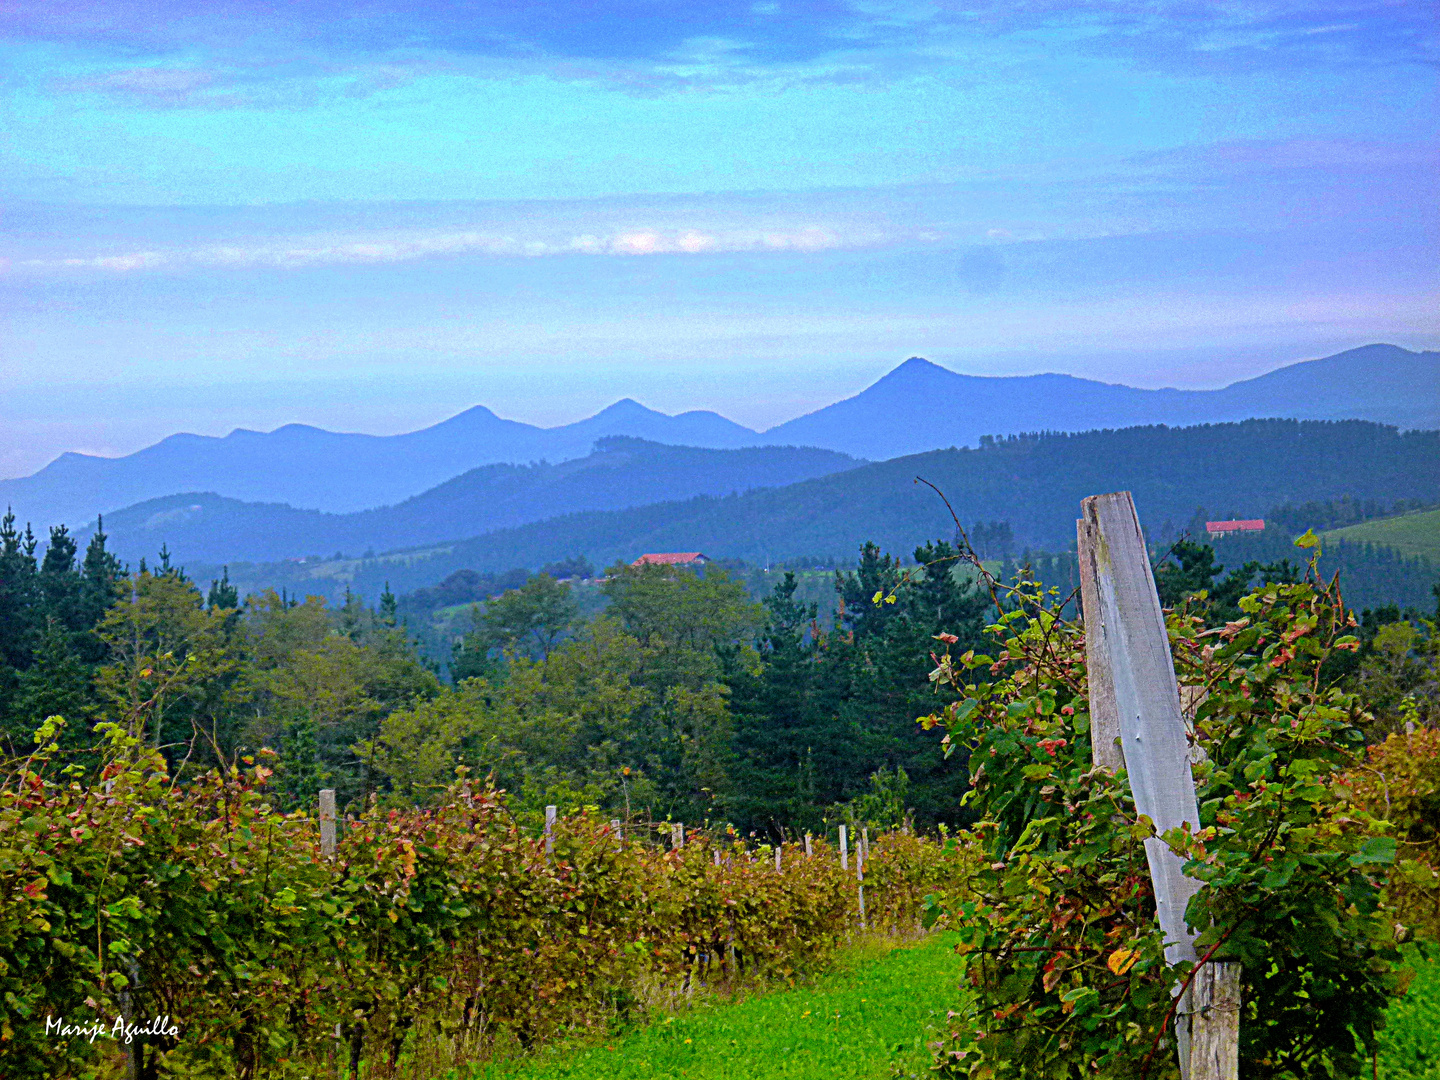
<box><xmin>3</xmin><ymin>504</ymin><xmax>1433</xmax><ymax>838</ymax></box>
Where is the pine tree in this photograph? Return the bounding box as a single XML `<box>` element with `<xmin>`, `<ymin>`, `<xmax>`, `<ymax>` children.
<box><xmin>11</xmin><ymin>617</ymin><xmax>93</xmax><ymax>750</ymax></box>
<box><xmin>207</xmin><ymin>567</ymin><xmax>239</xmax><ymax>611</ymax></box>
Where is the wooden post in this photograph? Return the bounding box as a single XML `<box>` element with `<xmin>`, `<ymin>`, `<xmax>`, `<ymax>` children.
<box><xmin>775</xmin><ymin>845</ymin><xmax>782</xmax><ymax>872</ymax></box>
<box><xmin>1189</xmin><ymin>962</ymin><xmax>1241</xmax><ymax>1080</ymax></box>
<box><xmin>839</xmin><ymin>825</ymin><xmax>848</xmax><ymax>871</ymax></box>
<box><xmin>671</xmin><ymin>822</ymin><xmax>684</xmax><ymax>851</ymax></box>
<box><xmin>1077</xmin><ymin>517</ymin><xmax>1123</xmax><ymax>770</ymax></box>
<box><xmin>1081</xmin><ymin>491</ymin><xmax>1236</xmax><ymax>1079</ymax></box>
<box><xmin>319</xmin><ymin>788</ymin><xmax>336</xmax><ymax>857</ymax></box>
<box><xmin>610</xmin><ymin>818</ymin><xmax>622</xmax><ymax>841</ymax></box>
<box><xmin>805</xmin><ymin>833</ymin><xmax>813</xmax><ymax>858</ymax></box>
<box><xmin>856</xmin><ymin>834</ymin><xmax>866</xmax><ymax>928</ymax></box>
<box><xmin>545</xmin><ymin>805</ymin><xmax>557</xmax><ymax>855</ymax></box>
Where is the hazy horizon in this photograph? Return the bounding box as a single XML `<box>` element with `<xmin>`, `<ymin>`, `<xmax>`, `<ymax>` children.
<box><xmin>3</xmin><ymin>0</ymin><xmax>1436</xmax><ymax>479</ymax></box>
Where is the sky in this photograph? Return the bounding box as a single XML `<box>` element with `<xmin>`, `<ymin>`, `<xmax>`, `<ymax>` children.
<box><xmin>1</xmin><ymin>1</ymin><xmax>1437</xmax><ymax>479</ymax></box>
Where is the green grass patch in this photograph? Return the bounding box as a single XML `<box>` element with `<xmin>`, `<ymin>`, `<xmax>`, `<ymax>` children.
<box><xmin>1323</xmin><ymin>509</ymin><xmax>1440</xmax><ymax>565</ymax></box>
<box><xmin>453</xmin><ymin>933</ymin><xmax>961</xmax><ymax>1080</ymax></box>
<box><xmin>1381</xmin><ymin>945</ymin><xmax>1440</xmax><ymax>1080</ymax></box>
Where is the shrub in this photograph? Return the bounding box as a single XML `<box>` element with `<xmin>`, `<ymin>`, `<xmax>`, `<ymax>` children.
<box><xmin>918</xmin><ymin>567</ymin><xmax>1403</xmax><ymax>1080</ymax></box>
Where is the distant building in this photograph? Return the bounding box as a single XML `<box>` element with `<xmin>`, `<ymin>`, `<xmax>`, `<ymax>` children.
<box><xmin>632</xmin><ymin>552</ymin><xmax>709</xmax><ymax>568</ymax></box>
<box><xmin>1206</xmin><ymin>519</ymin><xmax>1265</xmax><ymax>538</ymax></box>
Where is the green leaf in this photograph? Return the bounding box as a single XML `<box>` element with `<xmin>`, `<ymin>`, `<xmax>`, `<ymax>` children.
<box><xmin>1348</xmin><ymin>836</ymin><xmax>1396</xmax><ymax>867</ymax></box>
<box><xmin>1294</xmin><ymin>529</ymin><xmax>1320</xmax><ymax>549</ymax></box>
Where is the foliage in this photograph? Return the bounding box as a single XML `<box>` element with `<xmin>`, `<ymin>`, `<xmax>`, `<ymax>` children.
<box><xmin>918</xmin><ymin>561</ymin><xmax>1403</xmax><ymax>1079</ymax></box>
<box><xmin>0</xmin><ymin>722</ymin><xmax>963</xmax><ymax>1079</ymax></box>
<box><xmin>1345</xmin><ymin>729</ymin><xmax>1440</xmax><ymax>942</ymax></box>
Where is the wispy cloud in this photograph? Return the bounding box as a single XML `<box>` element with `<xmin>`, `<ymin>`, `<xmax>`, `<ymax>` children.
<box><xmin>17</xmin><ymin>224</ymin><xmax>884</xmax><ymax>275</ymax></box>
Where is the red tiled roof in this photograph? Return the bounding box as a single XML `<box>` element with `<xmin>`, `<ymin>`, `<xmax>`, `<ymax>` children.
<box><xmin>632</xmin><ymin>552</ymin><xmax>707</xmax><ymax>566</ymax></box>
<box><xmin>1205</xmin><ymin>519</ymin><xmax>1265</xmax><ymax>533</ymax></box>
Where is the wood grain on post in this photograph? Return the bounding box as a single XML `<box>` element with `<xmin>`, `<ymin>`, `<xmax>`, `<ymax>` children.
<box><xmin>318</xmin><ymin>788</ymin><xmax>337</xmax><ymax>858</ymax></box>
<box><xmin>1081</xmin><ymin>493</ymin><xmax>1201</xmax><ymax>966</ymax></box>
<box><xmin>805</xmin><ymin>833</ymin><xmax>813</xmax><ymax>858</ymax></box>
<box><xmin>839</xmin><ymin>825</ymin><xmax>848</xmax><ymax>871</ymax></box>
<box><xmin>1081</xmin><ymin>491</ymin><xmax>1215</xmax><ymax>1078</ymax></box>
<box><xmin>1077</xmin><ymin>517</ymin><xmax>1123</xmax><ymax>770</ymax></box>
<box><xmin>544</xmin><ymin>805</ymin><xmax>557</xmax><ymax>855</ymax></box>
<box><xmin>1189</xmin><ymin>962</ymin><xmax>1241</xmax><ymax>1080</ymax></box>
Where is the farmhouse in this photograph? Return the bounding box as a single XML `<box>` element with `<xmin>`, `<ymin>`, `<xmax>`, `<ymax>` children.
<box><xmin>1206</xmin><ymin>519</ymin><xmax>1265</xmax><ymax>538</ymax></box>
<box><xmin>632</xmin><ymin>552</ymin><xmax>709</xmax><ymax>568</ymax></box>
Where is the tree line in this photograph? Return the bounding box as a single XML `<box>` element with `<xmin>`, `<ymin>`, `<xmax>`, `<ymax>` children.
<box><xmin>2</xmin><ymin>503</ymin><xmax>1434</xmax><ymax>838</ymax></box>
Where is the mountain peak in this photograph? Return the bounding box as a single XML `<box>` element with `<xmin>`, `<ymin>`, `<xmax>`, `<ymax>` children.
<box><xmin>592</xmin><ymin>398</ymin><xmax>664</xmax><ymax>420</ymax></box>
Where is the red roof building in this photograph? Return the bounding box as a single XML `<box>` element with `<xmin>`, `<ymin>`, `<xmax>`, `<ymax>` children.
<box><xmin>1205</xmin><ymin>519</ymin><xmax>1265</xmax><ymax>537</ymax></box>
<box><xmin>632</xmin><ymin>552</ymin><xmax>709</xmax><ymax>568</ymax></box>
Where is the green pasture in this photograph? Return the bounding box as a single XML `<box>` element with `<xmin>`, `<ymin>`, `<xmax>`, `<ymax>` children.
<box><xmin>1324</xmin><ymin>509</ymin><xmax>1440</xmax><ymax>566</ymax></box>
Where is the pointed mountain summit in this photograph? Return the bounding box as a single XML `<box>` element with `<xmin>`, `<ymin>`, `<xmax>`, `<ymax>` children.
<box><xmin>762</xmin><ymin>345</ymin><xmax>1438</xmax><ymax>460</ymax></box>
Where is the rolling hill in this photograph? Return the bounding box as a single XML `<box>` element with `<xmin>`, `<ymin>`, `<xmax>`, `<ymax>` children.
<box><xmin>1323</xmin><ymin>508</ymin><xmax>1440</xmax><ymax>565</ymax></box>
<box><xmin>81</xmin><ymin>438</ymin><xmax>863</xmax><ymax>565</ymax></box>
<box><xmin>3</xmin><ymin>343</ymin><xmax>1435</xmax><ymax>529</ymax></box>
<box><xmin>183</xmin><ymin>419</ymin><xmax>1439</xmax><ymax>608</ymax></box>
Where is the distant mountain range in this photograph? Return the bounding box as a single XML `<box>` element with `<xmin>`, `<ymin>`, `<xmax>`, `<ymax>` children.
<box><xmin>185</xmin><ymin>419</ymin><xmax>1439</xmax><ymax>610</ymax></box>
<box><xmin>3</xmin><ymin>342</ymin><xmax>1435</xmax><ymax>530</ymax></box>
<box><xmin>80</xmin><ymin>438</ymin><xmax>862</xmax><ymax>565</ymax></box>
<box><xmin>763</xmin><ymin>344</ymin><xmax>1440</xmax><ymax>459</ymax></box>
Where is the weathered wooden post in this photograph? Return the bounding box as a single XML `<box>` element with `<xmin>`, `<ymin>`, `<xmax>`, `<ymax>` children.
<box><xmin>544</xmin><ymin>805</ymin><xmax>557</xmax><ymax>855</ymax></box>
<box><xmin>671</xmin><ymin>821</ymin><xmax>684</xmax><ymax>851</ymax></box>
<box><xmin>774</xmin><ymin>844</ymin><xmax>782</xmax><ymax>871</ymax></box>
<box><xmin>1080</xmin><ymin>491</ymin><xmax>1238</xmax><ymax>1080</ymax></box>
<box><xmin>319</xmin><ymin>788</ymin><xmax>337</xmax><ymax>857</ymax></box>
<box><xmin>839</xmin><ymin>825</ymin><xmax>849</xmax><ymax>871</ymax></box>
<box><xmin>1076</xmin><ymin>518</ymin><xmax>1123</xmax><ymax>771</ymax></box>
<box><xmin>856</xmin><ymin>833</ymin><xmax>866</xmax><ymax>928</ymax></box>
<box><xmin>805</xmin><ymin>833</ymin><xmax>813</xmax><ymax>858</ymax></box>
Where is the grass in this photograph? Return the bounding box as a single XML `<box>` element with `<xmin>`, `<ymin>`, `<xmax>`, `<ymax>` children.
<box><xmin>1381</xmin><ymin>945</ymin><xmax>1440</xmax><ymax>1080</ymax></box>
<box><xmin>428</xmin><ymin>934</ymin><xmax>1438</xmax><ymax>1080</ymax></box>
<box><xmin>450</xmin><ymin>933</ymin><xmax>961</xmax><ymax>1080</ymax></box>
<box><xmin>1323</xmin><ymin>509</ymin><xmax>1440</xmax><ymax>565</ymax></box>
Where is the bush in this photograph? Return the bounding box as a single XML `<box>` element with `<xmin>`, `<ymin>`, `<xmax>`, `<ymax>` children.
<box><xmin>1345</xmin><ymin>727</ymin><xmax>1440</xmax><ymax>943</ymax></box>
<box><xmin>918</xmin><ymin>567</ymin><xmax>1404</xmax><ymax>1079</ymax></box>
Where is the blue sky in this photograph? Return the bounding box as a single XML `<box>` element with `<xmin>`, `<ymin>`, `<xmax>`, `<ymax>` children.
<box><xmin>1</xmin><ymin>0</ymin><xmax>1436</xmax><ymax>478</ymax></box>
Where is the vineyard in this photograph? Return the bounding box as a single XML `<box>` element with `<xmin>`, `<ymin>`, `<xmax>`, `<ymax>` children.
<box><xmin>0</xmin><ymin>725</ymin><xmax>967</xmax><ymax>1079</ymax></box>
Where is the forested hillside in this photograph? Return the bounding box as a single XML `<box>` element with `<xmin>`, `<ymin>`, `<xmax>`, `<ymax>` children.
<box><xmin>79</xmin><ymin>438</ymin><xmax>863</xmax><ymax>565</ymax></box>
<box><xmin>178</xmin><ymin>419</ymin><xmax>1436</xmax><ymax>607</ymax></box>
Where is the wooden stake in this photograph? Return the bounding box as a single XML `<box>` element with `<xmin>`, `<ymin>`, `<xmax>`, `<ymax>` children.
<box><xmin>319</xmin><ymin>788</ymin><xmax>336</xmax><ymax>858</ymax></box>
<box><xmin>775</xmin><ymin>845</ymin><xmax>782</xmax><ymax>871</ymax></box>
<box><xmin>545</xmin><ymin>805</ymin><xmax>556</xmax><ymax>855</ymax></box>
<box><xmin>839</xmin><ymin>825</ymin><xmax>848</xmax><ymax>871</ymax></box>
<box><xmin>1076</xmin><ymin>517</ymin><xmax>1123</xmax><ymax>770</ymax></box>
<box><xmin>805</xmin><ymin>833</ymin><xmax>813</xmax><ymax>858</ymax></box>
<box><xmin>1188</xmin><ymin>962</ymin><xmax>1241</xmax><ymax>1080</ymax></box>
<box><xmin>1081</xmin><ymin>491</ymin><xmax>1233</xmax><ymax>1080</ymax></box>
<box><xmin>671</xmin><ymin>822</ymin><xmax>684</xmax><ymax>851</ymax></box>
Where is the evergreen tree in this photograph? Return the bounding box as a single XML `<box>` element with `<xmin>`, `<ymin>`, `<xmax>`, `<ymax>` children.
<box><xmin>11</xmin><ymin>617</ymin><xmax>92</xmax><ymax>750</ymax></box>
<box><xmin>378</xmin><ymin>583</ymin><xmax>398</xmax><ymax>626</ymax></box>
<box><xmin>207</xmin><ymin>567</ymin><xmax>239</xmax><ymax>611</ymax></box>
